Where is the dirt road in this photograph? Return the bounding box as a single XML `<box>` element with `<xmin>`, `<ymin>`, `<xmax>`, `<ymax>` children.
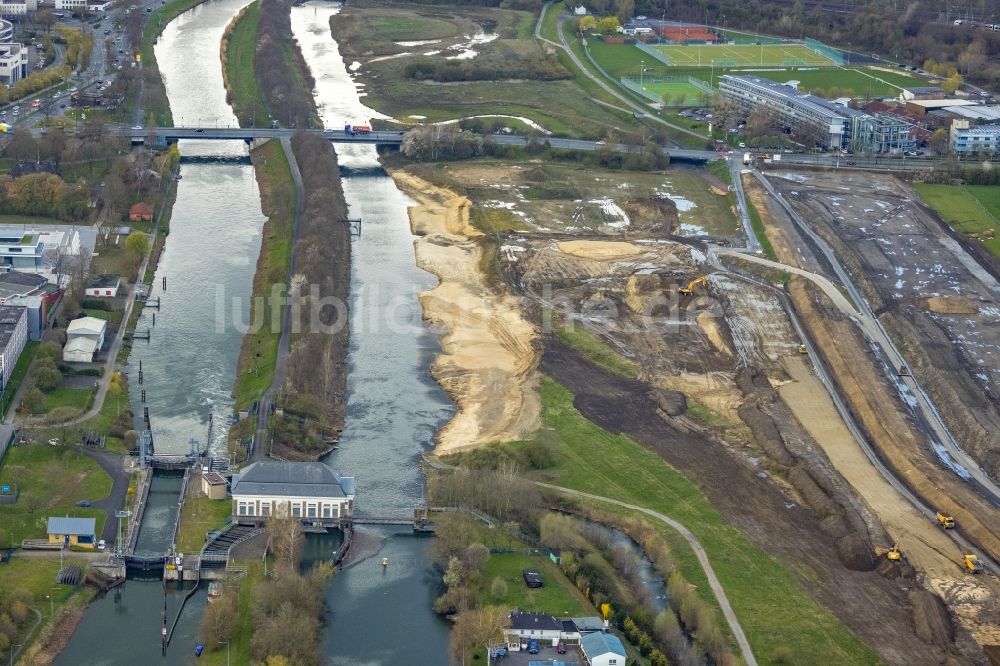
<box><xmin>390</xmin><ymin>170</ymin><xmax>540</xmax><ymax>454</ymax></box>
<box><xmin>777</xmin><ymin>356</ymin><xmax>961</xmax><ymax>577</ymax></box>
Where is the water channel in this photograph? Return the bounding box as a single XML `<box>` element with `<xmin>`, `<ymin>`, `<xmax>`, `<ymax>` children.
<box><xmin>57</xmin><ymin>0</ymin><xmax>453</xmax><ymax>662</ymax></box>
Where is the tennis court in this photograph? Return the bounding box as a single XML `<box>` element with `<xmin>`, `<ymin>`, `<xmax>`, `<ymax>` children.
<box><xmin>650</xmin><ymin>43</ymin><xmax>836</xmax><ymax>67</ymax></box>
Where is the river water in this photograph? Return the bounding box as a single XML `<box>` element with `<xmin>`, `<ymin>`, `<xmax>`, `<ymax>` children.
<box><xmin>292</xmin><ymin>3</ymin><xmax>453</xmax><ymax>661</ymax></box>
<box><xmin>59</xmin><ymin>0</ymin><xmax>453</xmax><ymax>662</ymax></box>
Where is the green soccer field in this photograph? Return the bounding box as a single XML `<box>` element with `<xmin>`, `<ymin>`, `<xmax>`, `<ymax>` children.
<box><xmin>639</xmin><ymin>81</ymin><xmax>710</xmax><ymax>105</ymax></box>
<box><xmin>651</xmin><ymin>43</ymin><xmax>835</xmax><ymax>67</ymax></box>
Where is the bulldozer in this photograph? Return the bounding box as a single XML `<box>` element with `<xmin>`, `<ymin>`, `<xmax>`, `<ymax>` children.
<box><xmin>963</xmin><ymin>554</ymin><xmax>983</xmax><ymax>574</ymax></box>
<box><xmin>679</xmin><ymin>276</ymin><xmax>708</xmax><ymax>295</ymax></box>
<box><xmin>797</xmin><ymin>344</ymin><xmax>808</xmax><ymax>354</ymax></box>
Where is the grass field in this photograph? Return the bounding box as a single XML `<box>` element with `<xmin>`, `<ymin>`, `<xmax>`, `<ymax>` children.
<box><xmin>0</xmin><ymin>556</ymin><xmax>92</xmax><ymax>650</ymax></box>
<box><xmin>516</xmin><ymin>378</ymin><xmax>879</xmax><ymax>664</ymax></box>
<box><xmin>554</xmin><ymin>323</ymin><xmax>638</xmax><ymax>378</ymax></box>
<box><xmin>175</xmin><ymin>495</ymin><xmax>232</xmax><ymax>553</ymax></box>
<box><xmin>480</xmin><ymin>552</ymin><xmax>593</xmax><ymax>616</ymax></box>
<box><xmin>231</xmin><ymin>140</ymin><xmax>295</xmax><ymax>411</ymax></box>
<box><xmin>916</xmin><ymin>183</ymin><xmax>1000</xmax><ymax>259</ymax></box>
<box><xmin>223</xmin><ymin>0</ymin><xmax>269</xmax><ymax>127</ymax></box>
<box><xmin>38</xmin><ymin>387</ymin><xmax>94</xmax><ymax>415</ymax></box>
<box><xmin>652</xmin><ymin>43</ymin><xmax>834</xmax><ymax>67</ymax></box>
<box><xmin>0</xmin><ymin>445</ymin><xmax>110</xmax><ymax>544</ymax></box>
<box><xmin>756</xmin><ymin>67</ymin><xmax>922</xmax><ymax>96</ymax></box>
<box><xmin>634</xmin><ymin>80</ymin><xmax>708</xmax><ymax>105</ymax></box>
<box><xmin>367</xmin><ymin>14</ymin><xmax>460</xmax><ymax>42</ymax></box>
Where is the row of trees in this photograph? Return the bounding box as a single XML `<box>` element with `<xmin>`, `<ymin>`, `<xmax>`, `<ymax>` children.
<box><xmin>402</xmin><ymin>52</ymin><xmax>568</xmax><ymax>82</ymax></box>
<box><xmin>0</xmin><ymin>172</ymin><xmax>89</xmax><ymax>221</ymax></box>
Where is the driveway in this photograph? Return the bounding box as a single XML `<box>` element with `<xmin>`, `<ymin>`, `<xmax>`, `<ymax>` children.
<box><xmin>80</xmin><ymin>447</ymin><xmax>130</xmax><ymax>544</ymax></box>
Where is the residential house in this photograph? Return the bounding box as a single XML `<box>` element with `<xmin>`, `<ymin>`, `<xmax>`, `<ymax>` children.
<box><xmin>506</xmin><ymin>611</ymin><xmax>564</xmax><ymax>650</ymax></box>
<box><xmin>85</xmin><ymin>274</ymin><xmax>121</xmax><ymax>298</ymax></box>
<box><xmin>0</xmin><ymin>305</ymin><xmax>26</xmax><ymax>391</ymax></box>
<box><xmin>230</xmin><ymin>461</ymin><xmax>354</xmax><ymax>526</ymax></box>
<box><xmin>129</xmin><ymin>202</ymin><xmax>154</xmax><ymax>222</ymax></box>
<box><xmin>580</xmin><ymin>632</ymin><xmax>627</xmax><ymax>666</ymax></box>
<box><xmin>201</xmin><ymin>471</ymin><xmax>228</xmax><ymax>500</ymax></box>
<box><xmin>47</xmin><ymin>516</ymin><xmax>96</xmax><ymax>548</ymax></box>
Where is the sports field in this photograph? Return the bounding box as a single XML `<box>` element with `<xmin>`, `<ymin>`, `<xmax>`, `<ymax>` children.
<box><xmin>652</xmin><ymin>43</ymin><xmax>835</xmax><ymax>67</ymax></box>
<box><xmin>633</xmin><ymin>81</ymin><xmax>709</xmax><ymax>105</ymax></box>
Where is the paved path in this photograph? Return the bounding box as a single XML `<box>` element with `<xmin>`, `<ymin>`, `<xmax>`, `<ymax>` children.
<box><xmin>252</xmin><ymin>137</ymin><xmax>305</xmax><ymax>461</ymax></box>
<box><xmin>535</xmin><ymin>482</ymin><xmax>758</xmax><ymax>666</ymax></box>
<box><xmin>80</xmin><ymin>447</ymin><xmax>131</xmax><ymax>544</ymax></box>
<box><xmin>536</xmin><ymin>3</ymin><xmax>705</xmax><ymax>144</ymax></box>
<box><xmin>424</xmin><ymin>455</ymin><xmax>756</xmax><ymax>664</ymax></box>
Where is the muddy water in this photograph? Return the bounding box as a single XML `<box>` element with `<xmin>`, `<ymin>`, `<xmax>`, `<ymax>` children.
<box><xmin>292</xmin><ymin>2</ymin><xmax>452</xmax><ymax>662</ymax></box>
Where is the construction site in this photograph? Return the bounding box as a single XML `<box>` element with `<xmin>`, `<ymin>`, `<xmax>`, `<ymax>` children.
<box><xmin>399</xmin><ymin>157</ymin><xmax>1000</xmax><ymax>664</ymax></box>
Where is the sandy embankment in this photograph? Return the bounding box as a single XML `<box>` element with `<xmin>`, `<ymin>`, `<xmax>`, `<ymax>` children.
<box><xmin>389</xmin><ymin>170</ymin><xmax>540</xmax><ymax>454</ymax></box>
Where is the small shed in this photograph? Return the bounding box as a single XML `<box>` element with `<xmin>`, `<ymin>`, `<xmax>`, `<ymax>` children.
<box><xmin>47</xmin><ymin>517</ymin><xmax>97</xmax><ymax>548</ymax></box>
<box><xmin>85</xmin><ymin>274</ymin><xmax>121</xmax><ymax>298</ymax></box>
<box><xmin>580</xmin><ymin>632</ymin><xmax>627</xmax><ymax>666</ymax></box>
<box><xmin>63</xmin><ymin>336</ymin><xmax>99</xmax><ymax>363</ymax></box>
<box><xmin>129</xmin><ymin>202</ymin><xmax>154</xmax><ymax>222</ymax></box>
<box><xmin>201</xmin><ymin>472</ymin><xmax>228</xmax><ymax>500</ymax></box>
<box><xmin>522</xmin><ymin>569</ymin><xmax>543</xmax><ymax>588</ymax></box>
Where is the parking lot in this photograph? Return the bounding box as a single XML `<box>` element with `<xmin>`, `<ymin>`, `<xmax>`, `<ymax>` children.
<box><xmin>497</xmin><ymin>644</ymin><xmax>583</xmax><ymax>665</ymax></box>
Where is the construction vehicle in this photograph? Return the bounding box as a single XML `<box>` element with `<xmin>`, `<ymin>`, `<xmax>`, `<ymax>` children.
<box><xmin>679</xmin><ymin>276</ymin><xmax>708</xmax><ymax>295</ymax></box>
<box><xmin>936</xmin><ymin>511</ymin><xmax>955</xmax><ymax>529</ymax></box>
<box><xmin>898</xmin><ymin>364</ymin><xmax>911</xmax><ymax>376</ymax></box>
<box><xmin>886</xmin><ymin>544</ymin><xmax>902</xmax><ymax>562</ymax></box>
<box><xmin>963</xmin><ymin>554</ymin><xmax>982</xmax><ymax>573</ymax></box>
<box><xmin>797</xmin><ymin>344</ymin><xmax>808</xmax><ymax>354</ymax></box>
<box><xmin>0</xmin><ymin>123</ymin><xmax>10</xmax><ymax>133</ymax></box>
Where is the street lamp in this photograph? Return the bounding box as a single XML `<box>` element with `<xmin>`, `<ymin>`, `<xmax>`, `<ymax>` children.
<box><xmin>218</xmin><ymin>641</ymin><xmax>230</xmax><ymax>666</ymax></box>
<box><xmin>639</xmin><ymin>59</ymin><xmax>645</xmax><ymax>89</ymax></box>
<box><xmin>9</xmin><ymin>644</ymin><xmax>23</xmax><ymax>666</ymax></box>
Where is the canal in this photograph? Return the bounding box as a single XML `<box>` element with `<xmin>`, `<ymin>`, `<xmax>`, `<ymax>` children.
<box><xmin>58</xmin><ymin>0</ymin><xmax>454</xmax><ymax>662</ymax></box>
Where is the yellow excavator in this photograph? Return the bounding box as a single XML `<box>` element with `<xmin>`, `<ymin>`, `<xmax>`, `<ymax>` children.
<box><xmin>679</xmin><ymin>276</ymin><xmax>708</xmax><ymax>295</ymax></box>
<box><xmin>886</xmin><ymin>544</ymin><xmax>903</xmax><ymax>562</ymax></box>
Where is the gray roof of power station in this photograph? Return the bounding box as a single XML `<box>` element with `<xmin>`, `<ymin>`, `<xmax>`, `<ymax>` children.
<box><xmin>231</xmin><ymin>461</ymin><xmax>354</xmax><ymax>499</ymax></box>
<box><xmin>47</xmin><ymin>516</ymin><xmax>96</xmax><ymax>536</ymax></box>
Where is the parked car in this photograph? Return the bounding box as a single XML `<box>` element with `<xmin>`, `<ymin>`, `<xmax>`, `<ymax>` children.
<box><xmin>76</xmin><ymin>499</ymin><xmax>91</xmax><ymax>507</ymax></box>
<box><xmin>528</xmin><ymin>640</ymin><xmax>539</xmax><ymax>654</ymax></box>
<box><xmin>557</xmin><ymin>642</ymin><xmax>567</xmax><ymax>654</ymax></box>
<box><xmin>97</xmin><ymin>539</ymin><xmax>106</xmax><ymax>550</ymax></box>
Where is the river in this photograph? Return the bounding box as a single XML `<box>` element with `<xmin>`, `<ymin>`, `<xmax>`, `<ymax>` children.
<box><xmin>58</xmin><ymin>0</ymin><xmax>453</xmax><ymax>662</ymax></box>
<box><xmin>292</xmin><ymin>3</ymin><xmax>453</xmax><ymax>661</ymax></box>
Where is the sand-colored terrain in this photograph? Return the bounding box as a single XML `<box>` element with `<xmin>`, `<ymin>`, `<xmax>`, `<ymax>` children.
<box><xmin>778</xmin><ymin>356</ymin><xmax>961</xmax><ymax>578</ymax></box>
<box><xmin>391</xmin><ymin>170</ymin><xmax>540</xmax><ymax>454</ymax></box>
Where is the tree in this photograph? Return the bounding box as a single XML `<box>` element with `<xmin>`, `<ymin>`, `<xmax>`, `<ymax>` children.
<box><xmin>941</xmin><ymin>72</ymin><xmax>964</xmax><ymax>95</ymax></box>
<box><xmin>37</xmin><ymin>9</ymin><xmax>56</xmax><ymax>33</ymax></box>
<box><xmin>462</xmin><ymin>543</ymin><xmax>489</xmax><ymax>574</ymax></box>
<box><xmin>958</xmin><ymin>41</ymin><xmax>986</xmax><ymax>76</ymax></box>
<box><xmin>21</xmin><ymin>386</ymin><xmax>44</xmax><ymax>414</ymax></box>
<box><xmin>124</xmin><ymin>231</ymin><xmax>150</xmax><ymax>269</ymax></box>
<box><xmin>930</xmin><ymin>128</ymin><xmax>949</xmax><ymax>155</ymax></box>
<box><xmin>266</xmin><ymin>515</ymin><xmax>303</xmax><ymax>572</ymax></box>
<box><xmin>199</xmin><ymin>592</ymin><xmax>237</xmax><ymax>644</ymax></box>
<box><xmin>449</xmin><ymin>606</ymin><xmax>509</xmax><ymax>666</ymax></box>
<box><xmin>33</xmin><ymin>357</ymin><xmax>62</xmax><ymax>393</ymax></box>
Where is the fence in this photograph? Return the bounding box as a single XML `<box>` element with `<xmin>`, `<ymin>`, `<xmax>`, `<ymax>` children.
<box><xmin>635</xmin><ymin>41</ymin><xmax>673</xmax><ymax>66</ymax></box>
<box><xmin>619</xmin><ymin>75</ymin><xmax>714</xmax><ymax>105</ymax></box>
<box><xmin>805</xmin><ymin>38</ymin><xmax>845</xmax><ymax>65</ymax></box>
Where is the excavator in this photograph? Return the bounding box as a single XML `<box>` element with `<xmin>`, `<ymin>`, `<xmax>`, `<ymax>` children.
<box><xmin>876</xmin><ymin>544</ymin><xmax>903</xmax><ymax>561</ymax></box>
<box><xmin>679</xmin><ymin>276</ymin><xmax>708</xmax><ymax>295</ymax></box>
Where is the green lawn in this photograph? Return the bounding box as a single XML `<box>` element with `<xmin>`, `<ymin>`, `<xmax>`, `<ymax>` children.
<box><xmin>745</xmin><ymin>192</ymin><xmax>779</xmax><ymax>262</ymax></box>
<box><xmin>195</xmin><ymin>561</ymin><xmax>263</xmax><ymax>665</ymax></box>
<box><xmin>37</xmin><ymin>387</ymin><xmax>94</xmax><ymax>415</ymax></box>
<box><xmin>0</xmin><ymin>445</ymin><xmax>110</xmax><ymax>545</ymax></box>
<box><xmin>0</xmin><ymin>340</ymin><xmax>38</xmax><ymax>420</ymax></box>
<box><xmin>232</xmin><ymin>140</ymin><xmax>295</xmax><ymax>410</ymax></box>
<box><xmin>0</xmin><ymin>556</ymin><xmax>92</xmax><ymax>649</ymax></box>
<box><xmin>222</xmin><ymin>0</ymin><xmax>269</xmax><ymax>127</ymax></box>
<box><xmin>554</xmin><ymin>323</ymin><xmax>638</xmax><ymax>378</ymax></box>
<box><xmin>755</xmin><ymin>67</ymin><xmax>922</xmax><ymax>97</ymax></box>
<box><xmin>916</xmin><ymin>183</ymin><xmax>1000</xmax><ymax>259</ymax></box>
<box><xmin>82</xmin><ymin>307</ymin><xmax>124</xmax><ymax>330</ymax></box>
<box><xmin>175</xmin><ymin>495</ymin><xmax>231</xmax><ymax>554</ymax></box>
<box><xmin>516</xmin><ymin>378</ymin><xmax>879</xmax><ymax>665</ymax></box>
<box><xmin>480</xmin><ymin>552</ymin><xmax>592</xmax><ymax>617</ymax></box>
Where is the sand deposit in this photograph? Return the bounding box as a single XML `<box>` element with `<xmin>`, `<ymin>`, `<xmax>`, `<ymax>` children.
<box><xmin>391</xmin><ymin>170</ymin><xmax>540</xmax><ymax>454</ymax></box>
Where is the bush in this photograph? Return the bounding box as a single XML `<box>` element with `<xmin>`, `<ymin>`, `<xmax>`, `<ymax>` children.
<box><xmin>80</xmin><ymin>299</ymin><xmax>110</xmax><ymax>311</ymax></box>
<box><xmin>33</xmin><ymin>357</ymin><xmax>62</xmax><ymax>393</ymax></box>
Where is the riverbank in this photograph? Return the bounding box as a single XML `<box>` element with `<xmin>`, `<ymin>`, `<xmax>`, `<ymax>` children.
<box><xmin>390</xmin><ymin>169</ymin><xmax>540</xmax><ymax>454</ymax></box>
<box><xmin>220</xmin><ymin>0</ymin><xmax>269</xmax><ymax>127</ymax></box>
